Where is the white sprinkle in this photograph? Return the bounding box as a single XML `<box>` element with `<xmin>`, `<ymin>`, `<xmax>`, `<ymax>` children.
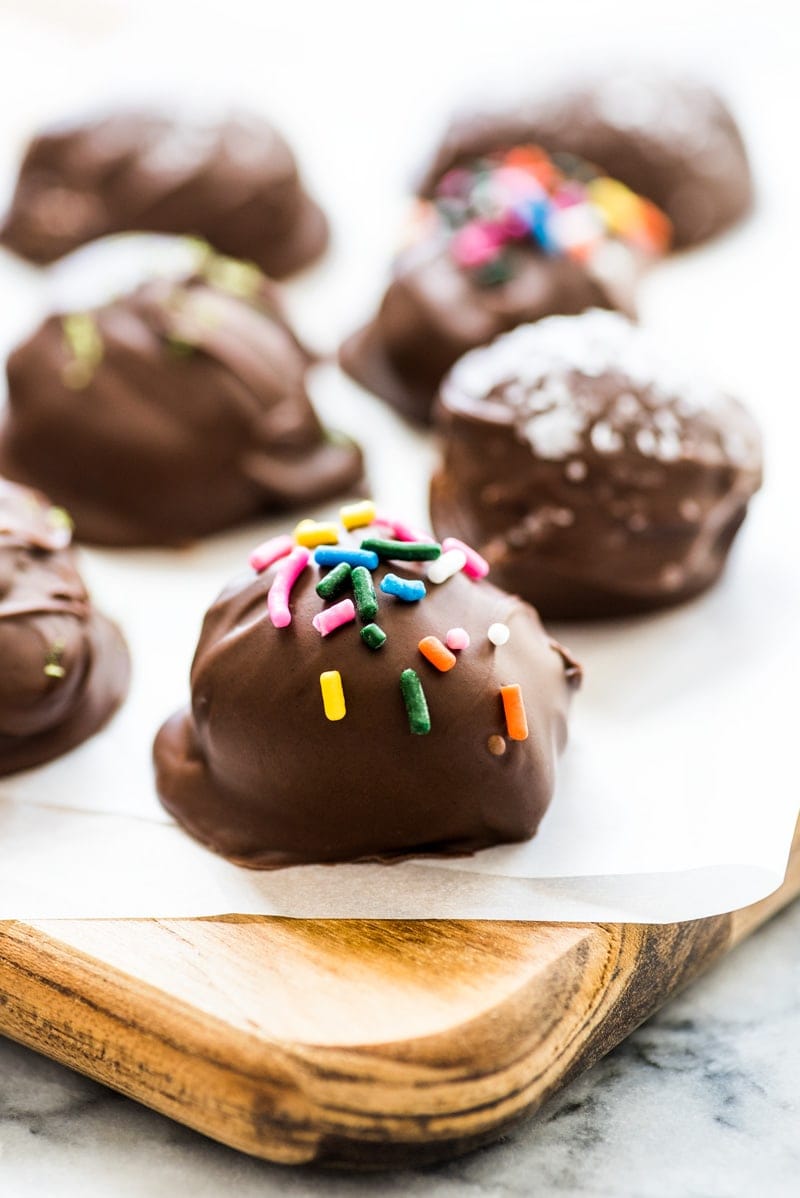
<box><xmin>590</xmin><ymin>421</ymin><xmax>624</xmax><ymax>454</ymax></box>
<box><xmin>524</xmin><ymin>405</ymin><xmax>585</xmax><ymax>459</ymax></box>
<box><xmin>565</xmin><ymin>459</ymin><xmax>588</xmax><ymax>482</ymax></box>
<box><xmin>488</xmin><ymin>622</ymin><xmax>510</xmax><ymax>647</ymax></box>
<box><xmin>427</xmin><ymin>548</ymin><xmax>467</xmax><ymax>584</ymax></box>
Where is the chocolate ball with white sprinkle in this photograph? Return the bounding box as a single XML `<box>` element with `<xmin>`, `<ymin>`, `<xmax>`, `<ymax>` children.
<box><xmin>430</xmin><ymin>310</ymin><xmax>763</xmax><ymax>618</ymax></box>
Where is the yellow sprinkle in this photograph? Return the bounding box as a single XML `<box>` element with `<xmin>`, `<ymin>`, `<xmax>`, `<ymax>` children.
<box><xmin>320</xmin><ymin>670</ymin><xmax>346</xmax><ymax>721</ymax></box>
<box><xmin>587</xmin><ymin>177</ymin><xmax>642</xmax><ymax>235</ymax></box>
<box><xmin>294</xmin><ymin>519</ymin><xmax>340</xmax><ymax>548</ymax></box>
<box><xmin>340</xmin><ymin>499</ymin><xmax>376</xmax><ymax>531</ymax></box>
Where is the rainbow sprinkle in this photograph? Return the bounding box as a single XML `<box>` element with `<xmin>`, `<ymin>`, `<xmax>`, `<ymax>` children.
<box><xmin>441</xmin><ymin>537</ymin><xmax>489</xmax><ymax>580</ymax></box>
<box><xmin>500</xmin><ymin>684</ymin><xmax>528</xmax><ymax>741</ymax></box>
<box><xmin>374</xmin><ymin>513</ymin><xmax>433</xmax><ymax>542</ymax></box>
<box><xmin>428</xmin><ymin>143</ymin><xmax>671</xmax><ymax>289</ymax></box>
<box><xmin>427</xmin><ymin>548</ymin><xmax>467</xmax><ymax>584</ymax></box>
<box><xmin>250</xmin><ymin>502</ymin><xmax>539</xmax><ymax>743</ymax></box>
<box><xmin>250</xmin><ymin>534</ymin><xmax>293</xmax><ymax>574</ymax></box>
<box><xmin>316</xmin><ymin>561</ymin><xmax>352</xmax><ymax>600</ymax></box>
<box><xmin>340</xmin><ymin>499</ymin><xmax>376</xmax><ymax>530</ymax></box>
<box><xmin>361</xmin><ymin>622</ymin><xmax>387</xmax><ymax>650</ymax></box>
<box><xmin>400</xmin><ymin>668</ymin><xmax>431</xmax><ymax>735</ymax></box>
<box><xmin>295</xmin><ymin>519</ymin><xmax>340</xmax><ymax>548</ymax></box>
<box><xmin>445</xmin><ymin>627</ymin><xmax>470</xmax><ymax>651</ymax></box>
<box><xmin>267</xmin><ymin>546</ymin><xmax>310</xmax><ymax>628</ymax></box>
<box><xmin>380</xmin><ymin>573</ymin><xmax>427</xmax><ymax>602</ymax></box>
<box><xmin>312</xmin><ymin>597</ymin><xmax>356</xmax><ymax>638</ymax></box>
<box><xmin>352</xmin><ymin>565</ymin><xmax>379</xmax><ymax>622</ymax></box>
<box><xmin>361</xmin><ymin>537</ymin><xmax>442</xmax><ymax>563</ymax></box>
<box><xmin>315</xmin><ymin>546</ymin><xmax>379</xmax><ymax>570</ymax></box>
<box><xmin>320</xmin><ymin>670</ymin><xmax>346</xmax><ymax>721</ymax></box>
<box><xmin>418</xmin><ymin>636</ymin><xmax>457</xmax><ymax>673</ymax></box>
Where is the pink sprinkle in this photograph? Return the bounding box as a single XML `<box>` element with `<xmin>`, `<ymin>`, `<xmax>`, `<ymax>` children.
<box><xmin>442</xmin><ymin>537</ymin><xmax>489</xmax><ymax>580</ymax></box>
<box><xmin>249</xmin><ymin>534</ymin><xmax>294</xmax><ymax>573</ymax></box>
<box><xmin>451</xmin><ymin>222</ymin><xmax>504</xmax><ymax>269</ymax></box>
<box><xmin>312</xmin><ymin>597</ymin><xmax>356</xmax><ymax>638</ymax></box>
<box><xmin>374</xmin><ymin>512</ymin><xmax>433</xmax><ymax>543</ymax></box>
<box><xmin>445</xmin><ymin>627</ymin><xmax>470</xmax><ymax>651</ymax></box>
<box><xmin>267</xmin><ymin>546</ymin><xmax>310</xmax><ymax>628</ymax></box>
<box><xmin>553</xmin><ymin>182</ymin><xmax>586</xmax><ymax>209</ymax></box>
<box><xmin>498</xmin><ymin>208</ymin><xmax>529</xmax><ymax>240</ymax></box>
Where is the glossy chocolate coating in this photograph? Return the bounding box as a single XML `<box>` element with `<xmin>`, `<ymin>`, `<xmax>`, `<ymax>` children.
<box><xmin>0</xmin><ymin>262</ymin><xmax>363</xmax><ymax>547</ymax></box>
<box><xmin>154</xmin><ymin>531</ymin><xmax>581</xmax><ymax>867</ymax></box>
<box><xmin>0</xmin><ymin>111</ymin><xmax>328</xmax><ymax>277</ymax></box>
<box><xmin>340</xmin><ymin>237</ymin><xmax>622</xmax><ymax>425</ymax></box>
<box><xmin>418</xmin><ymin>72</ymin><xmax>753</xmax><ymax>249</ymax></box>
<box><xmin>430</xmin><ymin>311</ymin><xmax>763</xmax><ymax>619</ymax></box>
<box><xmin>0</xmin><ymin>478</ymin><xmax>129</xmax><ymax>774</ymax></box>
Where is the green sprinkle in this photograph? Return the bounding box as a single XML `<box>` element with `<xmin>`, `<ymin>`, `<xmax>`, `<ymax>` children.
<box><xmin>61</xmin><ymin>312</ymin><xmax>103</xmax><ymax>389</ymax></box>
<box><xmin>47</xmin><ymin>506</ymin><xmax>74</xmax><ymax>532</ymax></box>
<box><xmin>316</xmin><ymin>561</ymin><xmax>352</xmax><ymax>600</ymax></box>
<box><xmin>352</xmin><ymin>566</ymin><xmax>378</xmax><ymax>622</ymax></box>
<box><xmin>165</xmin><ymin>335</ymin><xmax>196</xmax><ymax>358</ymax></box>
<box><xmin>204</xmin><ymin>254</ymin><xmax>263</xmax><ymax>299</ymax></box>
<box><xmin>474</xmin><ymin>254</ymin><xmax>513</xmax><ymax>287</ymax></box>
<box><xmin>400</xmin><ymin>668</ymin><xmax>430</xmax><ymax>735</ymax></box>
<box><xmin>360</xmin><ymin>538</ymin><xmax>441</xmax><ymax>562</ymax></box>
<box><xmin>360</xmin><ymin>623</ymin><xmax>387</xmax><ymax>651</ymax></box>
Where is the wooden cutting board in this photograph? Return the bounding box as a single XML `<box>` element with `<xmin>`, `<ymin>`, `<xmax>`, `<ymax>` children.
<box><xmin>1</xmin><ymin>822</ymin><xmax>798</xmax><ymax>1170</ymax></box>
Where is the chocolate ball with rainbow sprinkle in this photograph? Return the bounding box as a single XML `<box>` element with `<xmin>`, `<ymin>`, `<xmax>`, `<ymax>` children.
<box><xmin>417</xmin><ymin>70</ymin><xmax>753</xmax><ymax>250</ymax></box>
<box><xmin>0</xmin><ymin>110</ymin><xmax>329</xmax><ymax>277</ymax></box>
<box><xmin>430</xmin><ymin>311</ymin><xmax>763</xmax><ymax>619</ymax></box>
<box><xmin>0</xmin><ymin>249</ymin><xmax>363</xmax><ymax>546</ymax></box>
<box><xmin>339</xmin><ymin>136</ymin><xmax>663</xmax><ymax>424</ymax></box>
<box><xmin>0</xmin><ymin>478</ymin><xmax>129</xmax><ymax>775</ymax></box>
<box><xmin>154</xmin><ymin>501</ymin><xmax>581</xmax><ymax>868</ymax></box>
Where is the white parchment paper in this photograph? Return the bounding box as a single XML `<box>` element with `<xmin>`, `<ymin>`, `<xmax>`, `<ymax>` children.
<box><xmin>0</xmin><ymin>4</ymin><xmax>797</xmax><ymax>921</ymax></box>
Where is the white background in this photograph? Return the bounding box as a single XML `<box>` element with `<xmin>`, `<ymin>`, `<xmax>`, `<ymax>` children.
<box><xmin>0</xmin><ymin>0</ymin><xmax>798</xmax><ymax>921</ymax></box>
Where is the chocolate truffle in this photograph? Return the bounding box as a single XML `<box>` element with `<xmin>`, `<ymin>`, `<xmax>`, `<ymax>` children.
<box><xmin>0</xmin><ymin>111</ymin><xmax>328</xmax><ymax>277</ymax></box>
<box><xmin>430</xmin><ymin>311</ymin><xmax>763</xmax><ymax>619</ymax></box>
<box><xmin>0</xmin><ymin>254</ymin><xmax>363</xmax><ymax>547</ymax></box>
<box><xmin>154</xmin><ymin>508</ymin><xmax>581</xmax><ymax>867</ymax></box>
<box><xmin>0</xmin><ymin>478</ymin><xmax>129</xmax><ymax>775</ymax></box>
<box><xmin>340</xmin><ymin>142</ymin><xmax>669</xmax><ymax>423</ymax></box>
<box><xmin>417</xmin><ymin>71</ymin><xmax>753</xmax><ymax>249</ymax></box>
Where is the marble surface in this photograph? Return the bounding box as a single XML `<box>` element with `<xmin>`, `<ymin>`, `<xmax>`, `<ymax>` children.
<box><xmin>0</xmin><ymin>901</ymin><xmax>798</xmax><ymax>1196</ymax></box>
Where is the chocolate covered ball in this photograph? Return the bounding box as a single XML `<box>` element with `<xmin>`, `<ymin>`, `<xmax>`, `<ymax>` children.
<box><xmin>0</xmin><ymin>253</ymin><xmax>363</xmax><ymax>547</ymax></box>
<box><xmin>418</xmin><ymin>71</ymin><xmax>753</xmax><ymax>249</ymax></box>
<box><xmin>154</xmin><ymin>511</ymin><xmax>581</xmax><ymax>867</ymax></box>
<box><xmin>0</xmin><ymin>478</ymin><xmax>129</xmax><ymax>775</ymax></box>
<box><xmin>430</xmin><ymin>311</ymin><xmax>763</xmax><ymax>618</ymax></box>
<box><xmin>0</xmin><ymin>110</ymin><xmax>328</xmax><ymax>277</ymax></box>
<box><xmin>340</xmin><ymin>141</ymin><xmax>669</xmax><ymax>424</ymax></box>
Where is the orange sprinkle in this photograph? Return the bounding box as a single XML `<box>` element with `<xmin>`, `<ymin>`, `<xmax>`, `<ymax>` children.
<box><xmin>418</xmin><ymin>635</ymin><xmax>457</xmax><ymax>673</ymax></box>
<box><xmin>500</xmin><ymin>684</ymin><xmax>528</xmax><ymax>741</ymax></box>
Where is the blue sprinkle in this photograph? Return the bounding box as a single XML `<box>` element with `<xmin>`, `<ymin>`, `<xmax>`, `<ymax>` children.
<box><xmin>380</xmin><ymin>573</ymin><xmax>427</xmax><ymax>602</ymax></box>
<box><xmin>315</xmin><ymin>547</ymin><xmax>379</xmax><ymax>570</ymax></box>
<box><xmin>521</xmin><ymin>199</ymin><xmax>558</xmax><ymax>255</ymax></box>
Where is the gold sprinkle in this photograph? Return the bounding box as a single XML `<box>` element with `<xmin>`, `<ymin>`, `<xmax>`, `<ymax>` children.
<box><xmin>44</xmin><ymin>640</ymin><xmax>66</xmax><ymax>680</ymax></box>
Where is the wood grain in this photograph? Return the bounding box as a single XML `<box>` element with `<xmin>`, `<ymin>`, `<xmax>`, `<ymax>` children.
<box><xmin>0</xmin><ymin>824</ymin><xmax>798</xmax><ymax>1169</ymax></box>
